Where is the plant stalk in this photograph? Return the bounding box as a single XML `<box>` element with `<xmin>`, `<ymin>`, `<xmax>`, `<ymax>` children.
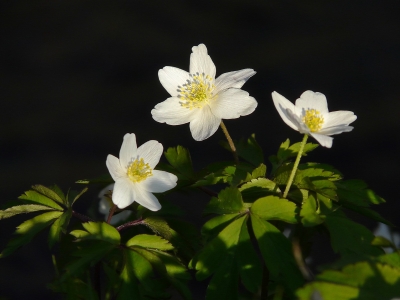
<box><xmin>220</xmin><ymin>120</ymin><xmax>239</xmax><ymax>165</ymax></box>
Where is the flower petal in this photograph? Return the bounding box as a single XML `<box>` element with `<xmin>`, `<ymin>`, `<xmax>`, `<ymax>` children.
<box><xmin>190</xmin><ymin>44</ymin><xmax>216</xmax><ymax>79</ymax></box>
<box><xmin>214</xmin><ymin>69</ymin><xmax>256</xmax><ymax>93</ymax></box>
<box><xmin>151</xmin><ymin>97</ymin><xmax>198</xmax><ymax>125</ymax></box>
<box><xmin>159</xmin><ymin>67</ymin><xmax>190</xmax><ymax>97</ymax></box>
<box><xmin>318</xmin><ymin>125</ymin><xmax>354</xmax><ymax>136</ymax></box>
<box><xmin>112</xmin><ymin>178</ymin><xmax>136</xmax><ymax>209</ymax></box>
<box><xmin>132</xmin><ymin>184</ymin><xmax>161</xmax><ymax>211</ymax></box>
<box><xmin>137</xmin><ymin>140</ymin><xmax>163</xmax><ymax>169</ymax></box>
<box><xmin>323</xmin><ymin>111</ymin><xmax>357</xmax><ymax>128</ymax></box>
<box><xmin>119</xmin><ymin>133</ymin><xmax>137</xmax><ymax>171</ymax></box>
<box><xmin>189</xmin><ymin>105</ymin><xmax>221</xmax><ymax>141</ymax></box>
<box><xmin>210</xmin><ymin>88</ymin><xmax>257</xmax><ymax>119</ymax></box>
<box><xmin>309</xmin><ymin>133</ymin><xmax>333</xmax><ymax>148</ymax></box>
<box><xmin>295</xmin><ymin>91</ymin><xmax>329</xmax><ymax>114</ymax></box>
<box><xmin>142</xmin><ymin>170</ymin><xmax>177</xmax><ymax>193</ymax></box>
<box><xmin>271</xmin><ymin>91</ymin><xmax>299</xmax><ymax>131</ymax></box>
<box><xmin>106</xmin><ymin>155</ymin><xmax>126</xmax><ymax>181</ymax></box>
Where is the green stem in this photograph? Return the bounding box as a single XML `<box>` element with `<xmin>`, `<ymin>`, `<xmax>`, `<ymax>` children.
<box><xmin>283</xmin><ymin>134</ymin><xmax>308</xmax><ymax>198</ymax></box>
<box><xmin>220</xmin><ymin>121</ymin><xmax>239</xmax><ymax>165</ymax></box>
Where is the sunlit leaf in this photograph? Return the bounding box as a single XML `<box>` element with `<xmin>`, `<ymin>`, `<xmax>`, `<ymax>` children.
<box><xmin>0</xmin><ymin>204</ymin><xmax>56</xmax><ymax>220</ymax></box>
<box><xmin>18</xmin><ymin>190</ymin><xmax>63</xmax><ymax>210</ymax></box>
<box><xmin>164</xmin><ymin>145</ymin><xmax>194</xmax><ymax>179</ymax></box>
<box><xmin>70</xmin><ymin>221</ymin><xmax>120</xmax><ymax>245</ymax></box>
<box><xmin>239</xmin><ymin>178</ymin><xmax>281</xmax><ymax>202</ymax></box>
<box><xmin>126</xmin><ymin>234</ymin><xmax>174</xmax><ymax>251</ymax></box>
<box><xmin>204</xmin><ymin>187</ymin><xmax>244</xmax><ymax>215</ymax></box>
<box><xmin>251</xmin><ymin>195</ymin><xmax>297</xmax><ymax>223</ymax></box>
<box><xmin>48</xmin><ymin>209</ymin><xmax>72</xmax><ymax>248</ymax></box>
<box><xmin>300</xmin><ymin>194</ymin><xmax>325</xmax><ymax>227</ymax></box>
<box><xmin>0</xmin><ymin>211</ymin><xmax>63</xmax><ymax>258</ymax></box>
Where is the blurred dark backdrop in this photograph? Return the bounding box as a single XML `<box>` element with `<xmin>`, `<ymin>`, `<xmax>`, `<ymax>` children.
<box><xmin>1</xmin><ymin>1</ymin><xmax>399</xmax><ymax>299</ymax></box>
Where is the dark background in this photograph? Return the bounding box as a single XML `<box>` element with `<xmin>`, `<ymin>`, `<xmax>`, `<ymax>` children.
<box><xmin>1</xmin><ymin>1</ymin><xmax>399</xmax><ymax>299</ymax></box>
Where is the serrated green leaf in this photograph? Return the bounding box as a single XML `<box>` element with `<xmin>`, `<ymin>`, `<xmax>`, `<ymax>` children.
<box><xmin>32</xmin><ymin>184</ymin><xmax>65</xmax><ymax>205</ymax></box>
<box><xmin>239</xmin><ymin>178</ymin><xmax>281</xmax><ymax>202</ymax></box>
<box><xmin>70</xmin><ymin>222</ymin><xmax>120</xmax><ymax>245</ymax></box>
<box><xmin>164</xmin><ymin>145</ymin><xmax>194</xmax><ymax>179</ymax></box>
<box><xmin>0</xmin><ymin>204</ymin><xmax>56</xmax><ymax>220</ymax></box>
<box><xmin>251</xmin><ymin>195</ymin><xmax>297</xmax><ymax>223</ymax></box>
<box><xmin>251</xmin><ymin>163</ymin><xmax>267</xmax><ymax>179</ymax></box>
<box><xmin>68</xmin><ymin>187</ymin><xmax>88</xmax><ymax>206</ymax></box>
<box><xmin>220</xmin><ymin>134</ymin><xmax>264</xmax><ymax>166</ymax></box>
<box><xmin>204</xmin><ymin>187</ymin><xmax>244</xmax><ymax>215</ymax></box>
<box><xmin>324</xmin><ymin>211</ymin><xmax>383</xmax><ymax>256</ymax></box>
<box><xmin>118</xmin><ymin>255</ymin><xmax>141</xmax><ymax>299</ymax></box>
<box><xmin>251</xmin><ymin>215</ymin><xmax>304</xmax><ymax>292</ymax></box>
<box><xmin>201</xmin><ymin>214</ymin><xmax>239</xmax><ymax>242</ymax></box>
<box><xmin>0</xmin><ymin>211</ymin><xmax>63</xmax><ymax>258</ymax></box>
<box><xmin>18</xmin><ymin>190</ymin><xmax>63</xmax><ymax>210</ymax></box>
<box><xmin>296</xmin><ymin>260</ymin><xmax>400</xmax><ymax>300</ymax></box>
<box><xmin>48</xmin><ymin>209</ymin><xmax>72</xmax><ymax>248</ymax></box>
<box><xmin>300</xmin><ymin>194</ymin><xmax>326</xmax><ymax>227</ymax></box>
<box><xmin>127</xmin><ymin>234</ymin><xmax>174</xmax><ymax>251</ymax></box>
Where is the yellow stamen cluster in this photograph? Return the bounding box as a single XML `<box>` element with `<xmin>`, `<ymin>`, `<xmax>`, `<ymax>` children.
<box><xmin>127</xmin><ymin>158</ymin><xmax>153</xmax><ymax>183</ymax></box>
<box><xmin>177</xmin><ymin>72</ymin><xmax>215</xmax><ymax>109</ymax></box>
<box><xmin>302</xmin><ymin>109</ymin><xmax>324</xmax><ymax>132</ymax></box>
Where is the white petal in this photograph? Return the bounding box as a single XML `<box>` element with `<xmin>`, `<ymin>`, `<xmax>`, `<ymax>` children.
<box><xmin>296</xmin><ymin>91</ymin><xmax>329</xmax><ymax>114</ymax></box>
<box><xmin>271</xmin><ymin>91</ymin><xmax>299</xmax><ymax>131</ymax></box>
<box><xmin>189</xmin><ymin>105</ymin><xmax>221</xmax><ymax>141</ymax></box>
<box><xmin>159</xmin><ymin>67</ymin><xmax>190</xmax><ymax>97</ymax></box>
<box><xmin>214</xmin><ymin>69</ymin><xmax>256</xmax><ymax>93</ymax></box>
<box><xmin>119</xmin><ymin>133</ymin><xmax>137</xmax><ymax>171</ymax></box>
<box><xmin>323</xmin><ymin>111</ymin><xmax>357</xmax><ymax>128</ymax></box>
<box><xmin>309</xmin><ymin>133</ymin><xmax>333</xmax><ymax>148</ymax></box>
<box><xmin>132</xmin><ymin>184</ymin><xmax>161</xmax><ymax>211</ymax></box>
<box><xmin>210</xmin><ymin>89</ymin><xmax>257</xmax><ymax>119</ymax></box>
<box><xmin>112</xmin><ymin>178</ymin><xmax>136</xmax><ymax>209</ymax></box>
<box><xmin>99</xmin><ymin>198</ymin><xmax>110</xmax><ymax>215</ymax></box>
<box><xmin>189</xmin><ymin>44</ymin><xmax>216</xmax><ymax>79</ymax></box>
<box><xmin>151</xmin><ymin>97</ymin><xmax>198</xmax><ymax>125</ymax></box>
<box><xmin>318</xmin><ymin>125</ymin><xmax>354</xmax><ymax>136</ymax></box>
<box><xmin>142</xmin><ymin>170</ymin><xmax>177</xmax><ymax>193</ymax></box>
<box><xmin>137</xmin><ymin>140</ymin><xmax>163</xmax><ymax>169</ymax></box>
<box><xmin>106</xmin><ymin>155</ymin><xmax>126</xmax><ymax>181</ymax></box>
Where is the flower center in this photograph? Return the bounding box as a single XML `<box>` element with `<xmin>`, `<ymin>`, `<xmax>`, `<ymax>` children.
<box><xmin>127</xmin><ymin>158</ymin><xmax>153</xmax><ymax>183</ymax></box>
<box><xmin>177</xmin><ymin>72</ymin><xmax>215</xmax><ymax>109</ymax></box>
<box><xmin>302</xmin><ymin>109</ymin><xmax>324</xmax><ymax>132</ymax></box>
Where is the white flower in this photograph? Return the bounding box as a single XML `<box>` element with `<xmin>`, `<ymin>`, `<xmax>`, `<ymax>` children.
<box><xmin>106</xmin><ymin>133</ymin><xmax>178</xmax><ymax>211</ymax></box>
<box><xmin>151</xmin><ymin>43</ymin><xmax>257</xmax><ymax>141</ymax></box>
<box><xmin>98</xmin><ymin>184</ymin><xmax>132</xmax><ymax>224</ymax></box>
<box><xmin>272</xmin><ymin>90</ymin><xmax>357</xmax><ymax>148</ymax></box>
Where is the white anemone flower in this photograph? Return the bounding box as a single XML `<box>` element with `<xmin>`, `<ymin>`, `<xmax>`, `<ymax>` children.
<box><xmin>272</xmin><ymin>90</ymin><xmax>357</xmax><ymax>148</ymax></box>
<box><xmin>106</xmin><ymin>133</ymin><xmax>178</xmax><ymax>211</ymax></box>
<box><xmin>98</xmin><ymin>184</ymin><xmax>132</xmax><ymax>224</ymax></box>
<box><xmin>151</xmin><ymin>43</ymin><xmax>257</xmax><ymax>141</ymax></box>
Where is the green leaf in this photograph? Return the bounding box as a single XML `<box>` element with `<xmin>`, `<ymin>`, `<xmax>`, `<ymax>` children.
<box><xmin>300</xmin><ymin>194</ymin><xmax>326</xmax><ymax>227</ymax></box>
<box><xmin>296</xmin><ymin>260</ymin><xmax>400</xmax><ymax>300</ymax></box>
<box><xmin>201</xmin><ymin>214</ymin><xmax>239</xmax><ymax>243</ymax></box>
<box><xmin>126</xmin><ymin>234</ymin><xmax>174</xmax><ymax>251</ymax></box>
<box><xmin>239</xmin><ymin>178</ymin><xmax>281</xmax><ymax>202</ymax></box>
<box><xmin>70</xmin><ymin>222</ymin><xmax>120</xmax><ymax>245</ymax></box>
<box><xmin>251</xmin><ymin>195</ymin><xmax>298</xmax><ymax>223</ymax></box>
<box><xmin>118</xmin><ymin>254</ymin><xmax>141</xmax><ymax>299</ymax></box>
<box><xmin>0</xmin><ymin>204</ymin><xmax>56</xmax><ymax>220</ymax></box>
<box><xmin>32</xmin><ymin>184</ymin><xmax>65</xmax><ymax>205</ymax></box>
<box><xmin>0</xmin><ymin>211</ymin><xmax>63</xmax><ymax>258</ymax></box>
<box><xmin>251</xmin><ymin>215</ymin><xmax>304</xmax><ymax>292</ymax></box>
<box><xmin>204</xmin><ymin>187</ymin><xmax>244</xmax><ymax>215</ymax></box>
<box><xmin>48</xmin><ymin>209</ymin><xmax>72</xmax><ymax>248</ymax></box>
<box><xmin>68</xmin><ymin>187</ymin><xmax>89</xmax><ymax>206</ymax></box>
<box><xmin>164</xmin><ymin>145</ymin><xmax>194</xmax><ymax>179</ymax></box>
<box><xmin>324</xmin><ymin>211</ymin><xmax>384</xmax><ymax>256</ymax></box>
<box><xmin>251</xmin><ymin>163</ymin><xmax>267</xmax><ymax>179</ymax></box>
<box><xmin>18</xmin><ymin>190</ymin><xmax>63</xmax><ymax>210</ymax></box>
<box><xmin>220</xmin><ymin>133</ymin><xmax>264</xmax><ymax>166</ymax></box>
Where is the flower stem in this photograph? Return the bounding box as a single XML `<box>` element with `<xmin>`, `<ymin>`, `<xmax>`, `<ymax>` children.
<box><xmin>117</xmin><ymin>217</ymin><xmax>144</xmax><ymax>231</ymax></box>
<box><xmin>220</xmin><ymin>121</ymin><xmax>239</xmax><ymax>165</ymax></box>
<box><xmin>107</xmin><ymin>204</ymin><xmax>117</xmax><ymax>224</ymax></box>
<box><xmin>283</xmin><ymin>134</ymin><xmax>308</xmax><ymax>198</ymax></box>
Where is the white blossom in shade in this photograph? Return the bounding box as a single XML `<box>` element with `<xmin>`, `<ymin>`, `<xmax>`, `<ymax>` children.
<box><xmin>151</xmin><ymin>43</ymin><xmax>258</xmax><ymax>141</ymax></box>
<box><xmin>98</xmin><ymin>184</ymin><xmax>132</xmax><ymax>225</ymax></box>
<box><xmin>271</xmin><ymin>90</ymin><xmax>357</xmax><ymax>148</ymax></box>
<box><xmin>106</xmin><ymin>133</ymin><xmax>178</xmax><ymax>211</ymax></box>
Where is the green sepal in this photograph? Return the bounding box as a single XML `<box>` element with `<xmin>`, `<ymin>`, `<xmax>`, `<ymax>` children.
<box><xmin>48</xmin><ymin>209</ymin><xmax>72</xmax><ymax>248</ymax></box>
<box><xmin>164</xmin><ymin>145</ymin><xmax>194</xmax><ymax>179</ymax></box>
<box><xmin>0</xmin><ymin>204</ymin><xmax>56</xmax><ymax>220</ymax></box>
<box><xmin>0</xmin><ymin>211</ymin><xmax>63</xmax><ymax>258</ymax></box>
<box><xmin>251</xmin><ymin>195</ymin><xmax>298</xmax><ymax>223</ymax></box>
<box><xmin>220</xmin><ymin>133</ymin><xmax>264</xmax><ymax>166</ymax></box>
<box><xmin>239</xmin><ymin>178</ymin><xmax>281</xmax><ymax>202</ymax></box>
<box><xmin>204</xmin><ymin>187</ymin><xmax>244</xmax><ymax>215</ymax></box>
<box><xmin>126</xmin><ymin>234</ymin><xmax>174</xmax><ymax>251</ymax></box>
<box><xmin>70</xmin><ymin>221</ymin><xmax>120</xmax><ymax>245</ymax></box>
<box><xmin>251</xmin><ymin>214</ymin><xmax>304</xmax><ymax>292</ymax></box>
